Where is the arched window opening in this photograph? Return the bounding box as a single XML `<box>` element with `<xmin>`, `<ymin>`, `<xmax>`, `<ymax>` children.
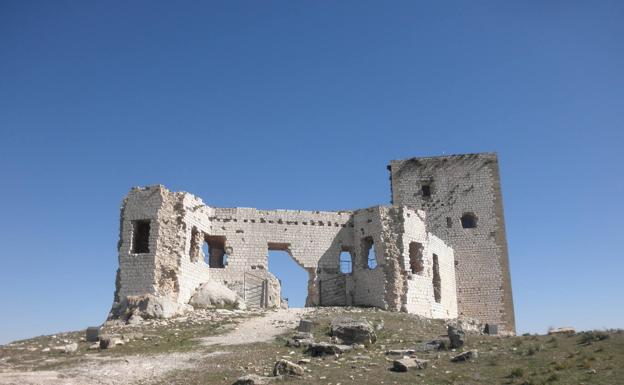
<box><xmin>461</xmin><ymin>213</ymin><xmax>478</xmax><ymax>229</ymax></box>
<box><xmin>409</xmin><ymin>242</ymin><xmax>424</xmax><ymax>274</ymax></box>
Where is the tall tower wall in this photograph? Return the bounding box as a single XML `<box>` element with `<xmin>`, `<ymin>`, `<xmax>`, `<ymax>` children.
<box><xmin>388</xmin><ymin>153</ymin><xmax>515</xmax><ymax>333</ymax></box>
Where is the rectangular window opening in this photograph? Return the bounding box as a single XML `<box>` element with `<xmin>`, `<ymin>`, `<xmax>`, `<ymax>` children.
<box><xmin>205</xmin><ymin>235</ymin><xmax>227</xmax><ymax>268</ymax></box>
<box><xmin>409</xmin><ymin>242</ymin><xmax>424</xmax><ymax>274</ymax></box>
<box><xmin>131</xmin><ymin>220</ymin><xmax>150</xmax><ymax>254</ymax></box>
<box><xmin>340</xmin><ymin>247</ymin><xmax>354</xmax><ymax>274</ymax></box>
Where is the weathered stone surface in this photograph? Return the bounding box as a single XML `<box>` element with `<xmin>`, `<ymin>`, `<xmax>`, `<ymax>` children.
<box><xmin>293</xmin><ymin>331</ymin><xmax>313</xmax><ymax>340</ymax></box>
<box><xmin>113</xmin><ymin>183</ymin><xmax>459</xmax><ymax>323</ymax></box>
<box><xmin>232</xmin><ymin>374</ymin><xmax>272</xmax><ymax>385</ymax></box>
<box><xmin>392</xmin><ymin>357</ymin><xmax>429</xmax><ymax>372</ymax></box>
<box><xmin>330</xmin><ymin>317</ymin><xmax>377</xmax><ymax>345</ymax></box>
<box><xmin>52</xmin><ymin>343</ymin><xmax>78</xmax><ymax>354</ymax></box>
<box><xmin>273</xmin><ymin>359</ymin><xmax>304</xmax><ymax>377</ymax></box>
<box><xmin>451</xmin><ymin>350</ymin><xmax>478</xmax><ymax>362</ymax></box>
<box><xmin>548</xmin><ymin>327</ymin><xmax>575</xmax><ymax>335</ymax></box>
<box><xmin>386</xmin><ymin>349</ymin><xmax>416</xmax><ymax>356</ymax></box>
<box><xmin>109</xmin><ymin>294</ymin><xmax>192</xmax><ymax>321</ymax></box>
<box><xmin>99</xmin><ymin>336</ymin><xmax>120</xmax><ymax>350</ymax></box>
<box><xmin>189</xmin><ymin>281</ymin><xmax>243</xmax><ymax>309</ymax></box>
<box><xmin>298</xmin><ymin>319</ymin><xmax>313</xmax><ymax>333</ymax></box>
<box><xmin>448</xmin><ymin>325</ymin><xmax>465</xmax><ymax>349</ymax></box>
<box><xmin>127</xmin><ymin>313</ymin><xmax>144</xmax><ymax>325</ymax></box>
<box><xmin>86</xmin><ymin>327</ymin><xmax>100</xmax><ymax>342</ymax></box>
<box><xmin>389</xmin><ymin>153</ymin><xmax>515</xmax><ymax>334</ymax></box>
<box><xmin>415</xmin><ymin>339</ymin><xmax>446</xmax><ymax>352</ymax></box>
<box><xmin>484</xmin><ymin>323</ymin><xmax>498</xmax><ymax>335</ymax></box>
<box><xmin>306</xmin><ymin>342</ymin><xmax>353</xmax><ymax>356</ymax></box>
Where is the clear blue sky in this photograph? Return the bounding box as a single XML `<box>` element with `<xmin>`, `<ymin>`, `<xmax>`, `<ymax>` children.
<box><xmin>1</xmin><ymin>1</ymin><xmax>622</xmax><ymax>344</ymax></box>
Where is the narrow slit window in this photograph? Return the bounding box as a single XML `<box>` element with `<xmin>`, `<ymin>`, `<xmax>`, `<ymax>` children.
<box><xmin>131</xmin><ymin>220</ymin><xmax>150</xmax><ymax>254</ymax></box>
<box><xmin>362</xmin><ymin>236</ymin><xmax>377</xmax><ymax>269</ymax></box>
<box><xmin>432</xmin><ymin>253</ymin><xmax>441</xmax><ymax>303</ymax></box>
<box><xmin>421</xmin><ymin>184</ymin><xmax>431</xmax><ymax>198</ymax></box>
<box><xmin>190</xmin><ymin>227</ymin><xmax>202</xmax><ymax>262</ymax></box>
<box><xmin>446</xmin><ymin>217</ymin><xmax>453</xmax><ymax>228</ymax></box>
<box><xmin>408</xmin><ymin>242</ymin><xmax>424</xmax><ymax>274</ymax></box>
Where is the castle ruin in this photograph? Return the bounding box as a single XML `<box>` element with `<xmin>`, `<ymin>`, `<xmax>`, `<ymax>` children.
<box><xmin>111</xmin><ymin>153</ymin><xmax>515</xmax><ymax>333</ymax></box>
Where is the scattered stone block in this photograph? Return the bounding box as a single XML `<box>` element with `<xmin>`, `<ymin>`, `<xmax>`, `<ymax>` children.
<box><xmin>448</xmin><ymin>325</ymin><xmax>465</xmax><ymax>349</ymax></box>
<box><xmin>451</xmin><ymin>350</ymin><xmax>478</xmax><ymax>362</ymax></box>
<box><xmin>415</xmin><ymin>339</ymin><xmax>446</xmax><ymax>352</ymax></box>
<box><xmin>392</xmin><ymin>357</ymin><xmax>429</xmax><ymax>372</ymax></box>
<box><xmin>306</xmin><ymin>342</ymin><xmax>353</xmax><ymax>356</ymax></box>
<box><xmin>298</xmin><ymin>319</ymin><xmax>313</xmax><ymax>333</ymax></box>
<box><xmin>86</xmin><ymin>327</ymin><xmax>100</xmax><ymax>342</ymax></box>
<box><xmin>232</xmin><ymin>374</ymin><xmax>272</xmax><ymax>385</ymax></box>
<box><xmin>548</xmin><ymin>327</ymin><xmax>575</xmax><ymax>336</ymax></box>
<box><xmin>386</xmin><ymin>349</ymin><xmax>416</xmax><ymax>356</ymax></box>
<box><xmin>330</xmin><ymin>317</ymin><xmax>377</xmax><ymax>345</ymax></box>
<box><xmin>99</xmin><ymin>336</ymin><xmax>120</xmax><ymax>350</ymax></box>
<box><xmin>273</xmin><ymin>359</ymin><xmax>304</xmax><ymax>377</ymax></box>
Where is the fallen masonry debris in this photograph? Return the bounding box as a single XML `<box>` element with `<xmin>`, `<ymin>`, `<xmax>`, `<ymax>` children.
<box><xmin>272</xmin><ymin>359</ymin><xmax>304</xmax><ymax>377</ymax></box>
<box><xmin>391</xmin><ymin>357</ymin><xmax>429</xmax><ymax>372</ymax></box>
<box><xmin>330</xmin><ymin>317</ymin><xmax>377</xmax><ymax>345</ymax></box>
<box><xmin>451</xmin><ymin>350</ymin><xmax>478</xmax><ymax>362</ymax></box>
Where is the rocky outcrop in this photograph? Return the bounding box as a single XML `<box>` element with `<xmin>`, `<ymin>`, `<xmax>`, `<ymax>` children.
<box><xmin>330</xmin><ymin>317</ymin><xmax>377</xmax><ymax>345</ymax></box>
<box><xmin>108</xmin><ymin>294</ymin><xmax>192</xmax><ymax>322</ymax></box>
<box><xmin>189</xmin><ymin>281</ymin><xmax>245</xmax><ymax>310</ymax></box>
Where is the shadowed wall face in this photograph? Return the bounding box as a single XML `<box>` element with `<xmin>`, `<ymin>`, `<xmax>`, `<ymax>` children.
<box><xmin>389</xmin><ymin>153</ymin><xmax>516</xmax><ymax>333</ymax></box>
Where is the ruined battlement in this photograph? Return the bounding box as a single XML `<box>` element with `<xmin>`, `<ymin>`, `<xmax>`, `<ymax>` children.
<box><xmin>112</xmin><ymin>152</ymin><xmax>515</xmax><ymax>333</ymax></box>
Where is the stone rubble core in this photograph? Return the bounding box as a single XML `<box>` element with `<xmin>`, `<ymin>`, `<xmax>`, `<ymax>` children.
<box><xmin>110</xmin><ymin>152</ymin><xmax>516</xmax><ymax>334</ymax></box>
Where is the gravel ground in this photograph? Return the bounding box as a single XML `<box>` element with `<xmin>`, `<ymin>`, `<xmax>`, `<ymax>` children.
<box><xmin>201</xmin><ymin>308</ymin><xmax>310</xmax><ymax>346</ymax></box>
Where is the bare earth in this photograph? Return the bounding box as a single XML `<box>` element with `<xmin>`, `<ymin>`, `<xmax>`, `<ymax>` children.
<box><xmin>202</xmin><ymin>308</ymin><xmax>309</xmax><ymax>346</ymax></box>
<box><xmin>0</xmin><ymin>308</ymin><xmax>307</xmax><ymax>385</ymax></box>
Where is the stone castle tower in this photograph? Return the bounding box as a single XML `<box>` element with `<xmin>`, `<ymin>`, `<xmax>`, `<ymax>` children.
<box><xmin>388</xmin><ymin>153</ymin><xmax>515</xmax><ymax>332</ymax></box>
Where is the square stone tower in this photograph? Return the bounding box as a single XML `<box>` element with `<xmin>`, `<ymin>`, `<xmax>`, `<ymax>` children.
<box><xmin>388</xmin><ymin>153</ymin><xmax>515</xmax><ymax>333</ymax></box>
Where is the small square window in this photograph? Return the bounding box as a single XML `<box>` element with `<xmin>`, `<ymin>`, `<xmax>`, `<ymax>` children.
<box><xmin>422</xmin><ymin>185</ymin><xmax>431</xmax><ymax>197</ymax></box>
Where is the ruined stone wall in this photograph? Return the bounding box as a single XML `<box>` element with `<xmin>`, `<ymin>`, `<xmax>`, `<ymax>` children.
<box><xmin>116</xmin><ymin>187</ymin><xmax>162</xmax><ymax>300</ymax></box>
<box><xmin>401</xmin><ymin>209</ymin><xmax>458</xmax><ymax>319</ymax></box>
<box><xmin>389</xmin><ymin>153</ymin><xmax>515</xmax><ymax>332</ymax></box>
<box><xmin>115</xmin><ymin>185</ymin><xmax>458</xmax><ymax>319</ymax></box>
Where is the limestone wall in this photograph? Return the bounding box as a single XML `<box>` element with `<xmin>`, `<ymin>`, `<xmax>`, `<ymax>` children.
<box><xmin>389</xmin><ymin>153</ymin><xmax>515</xmax><ymax>332</ymax></box>
<box><xmin>114</xmin><ymin>184</ymin><xmax>458</xmax><ymax>320</ymax></box>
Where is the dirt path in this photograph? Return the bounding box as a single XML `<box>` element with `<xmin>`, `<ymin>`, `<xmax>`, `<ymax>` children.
<box><xmin>0</xmin><ymin>351</ymin><xmax>224</xmax><ymax>385</ymax></box>
<box><xmin>202</xmin><ymin>308</ymin><xmax>310</xmax><ymax>346</ymax></box>
<box><xmin>0</xmin><ymin>308</ymin><xmax>308</xmax><ymax>385</ymax></box>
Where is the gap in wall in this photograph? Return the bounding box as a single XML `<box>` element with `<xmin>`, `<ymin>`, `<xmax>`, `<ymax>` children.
<box><xmin>267</xmin><ymin>250</ymin><xmax>308</xmax><ymax>308</ymax></box>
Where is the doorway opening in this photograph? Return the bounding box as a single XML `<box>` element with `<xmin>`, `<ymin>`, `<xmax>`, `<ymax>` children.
<box><xmin>267</xmin><ymin>243</ymin><xmax>308</xmax><ymax>308</ymax></box>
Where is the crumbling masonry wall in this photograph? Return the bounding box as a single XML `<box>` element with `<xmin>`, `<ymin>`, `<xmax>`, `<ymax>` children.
<box><xmin>114</xmin><ymin>185</ymin><xmax>458</xmax><ymax>319</ymax></box>
<box><xmin>388</xmin><ymin>153</ymin><xmax>515</xmax><ymax>332</ymax></box>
